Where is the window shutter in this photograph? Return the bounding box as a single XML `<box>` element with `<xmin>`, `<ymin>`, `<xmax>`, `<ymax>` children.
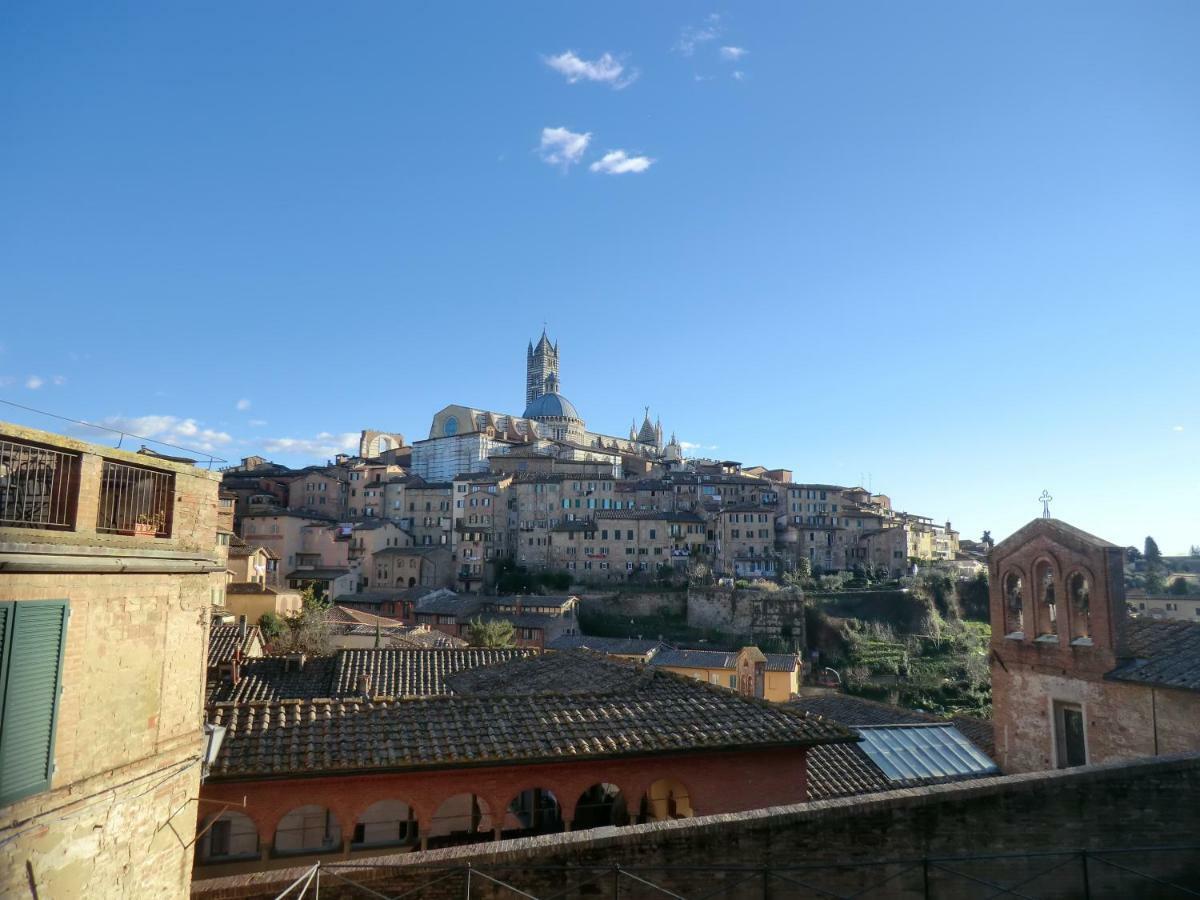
<box><xmin>0</xmin><ymin>601</ymin><xmax>69</xmax><ymax>807</ymax></box>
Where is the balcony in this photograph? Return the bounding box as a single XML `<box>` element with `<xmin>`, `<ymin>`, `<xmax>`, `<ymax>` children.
<box><xmin>0</xmin><ymin>437</ymin><xmax>80</xmax><ymax>530</ymax></box>
<box><xmin>0</xmin><ymin>422</ymin><xmax>223</xmax><ymax>568</ymax></box>
<box><xmin>96</xmin><ymin>459</ymin><xmax>174</xmax><ymax>538</ymax></box>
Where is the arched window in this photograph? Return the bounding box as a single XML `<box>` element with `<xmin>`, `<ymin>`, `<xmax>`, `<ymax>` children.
<box><xmin>352</xmin><ymin>799</ymin><xmax>418</xmax><ymax>849</ymax></box>
<box><xmin>428</xmin><ymin>794</ymin><xmax>492</xmax><ymax>849</ymax></box>
<box><xmin>197</xmin><ymin>810</ymin><xmax>258</xmax><ymax>864</ymax></box>
<box><xmin>637</xmin><ymin>778</ymin><xmax>693</xmax><ymax>823</ymax></box>
<box><xmin>1003</xmin><ymin>572</ymin><xmax>1024</xmax><ymax>636</ymax></box>
<box><xmin>1068</xmin><ymin>572</ymin><xmax>1092</xmax><ymax>644</ymax></box>
<box><xmin>274</xmin><ymin>805</ymin><xmax>341</xmax><ymax>855</ymax></box>
<box><xmin>574</xmin><ymin>783</ymin><xmax>628</xmax><ymax>830</ymax></box>
<box><xmin>1034</xmin><ymin>560</ymin><xmax>1058</xmax><ymax>640</ymax></box>
<box><xmin>502</xmin><ymin>788</ymin><xmax>563</xmax><ymax>838</ymax></box>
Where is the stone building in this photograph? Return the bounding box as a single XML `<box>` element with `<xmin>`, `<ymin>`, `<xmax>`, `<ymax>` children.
<box><xmin>989</xmin><ymin>517</ymin><xmax>1200</xmax><ymax>773</ymax></box>
<box><xmin>0</xmin><ymin>422</ymin><xmax>222</xmax><ymax>898</ymax></box>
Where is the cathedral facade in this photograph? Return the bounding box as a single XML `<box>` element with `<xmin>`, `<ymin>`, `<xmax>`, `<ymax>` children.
<box><xmin>417</xmin><ymin>330</ymin><xmax>681</xmax><ymax>480</ymax></box>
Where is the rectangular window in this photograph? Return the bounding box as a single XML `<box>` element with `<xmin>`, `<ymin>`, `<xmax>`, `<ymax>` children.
<box><xmin>1053</xmin><ymin>701</ymin><xmax>1087</xmax><ymax>768</ymax></box>
<box><xmin>0</xmin><ymin>600</ymin><xmax>70</xmax><ymax>807</ymax></box>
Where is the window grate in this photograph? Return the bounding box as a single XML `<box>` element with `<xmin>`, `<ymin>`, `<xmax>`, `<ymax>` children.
<box><xmin>0</xmin><ymin>439</ymin><xmax>80</xmax><ymax>530</ymax></box>
<box><xmin>96</xmin><ymin>459</ymin><xmax>174</xmax><ymax>537</ymax></box>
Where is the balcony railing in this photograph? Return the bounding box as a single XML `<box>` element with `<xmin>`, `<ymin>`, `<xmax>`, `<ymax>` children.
<box><xmin>0</xmin><ymin>438</ymin><xmax>80</xmax><ymax>530</ymax></box>
<box><xmin>96</xmin><ymin>459</ymin><xmax>174</xmax><ymax>537</ymax></box>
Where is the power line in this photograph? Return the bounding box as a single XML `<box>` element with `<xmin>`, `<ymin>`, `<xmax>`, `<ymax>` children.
<box><xmin>0</xmin><ymin>398</ymin><xmax>228</xmax><ymax>467</ymax></box>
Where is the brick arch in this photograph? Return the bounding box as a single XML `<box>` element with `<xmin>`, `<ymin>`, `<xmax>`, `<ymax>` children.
<box><xmin>498</xmin><ymin>784</ymin><xmax>565</xmax><ymax>835</ymax></box>
<box><xmin>570</xmin><ymin>781</ymin><xmax>631</xmax><ymax>830</ymax></box>
<box><xmin>1030</xmin><ymin>554</ymin><xmax>1063</xmax><ymax>639</ymax></box>
<box><xmin>1064</xmin><ymin>566</ymin><xmax>1095</xmax><ymax>642</ymax></box>
<box><xmin>637</xmin><ymin>774</ymin><xmax>697</xmax><ymax>821</ymax></box>
<box><xmin>999</xmin><ymin>565</ymin><xmax>1028</xmax><ymax>635</ymax></box>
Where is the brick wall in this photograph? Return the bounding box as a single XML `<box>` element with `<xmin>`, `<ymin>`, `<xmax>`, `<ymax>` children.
<box><xmin>1</xmin><ymin>422</ymin><xmax>221</xmax><ymax>899</ymax></box>
<box><xmin>192</xmin><ymin>753</ymin><xmax>1200</xmax><ymax>899</ymax></box>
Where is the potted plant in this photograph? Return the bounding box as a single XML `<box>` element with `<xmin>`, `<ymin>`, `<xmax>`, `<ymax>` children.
<box><xmin>134</xmin><ymin>511</ymin><xmax>164</xmax><ymax>537</ymax></box>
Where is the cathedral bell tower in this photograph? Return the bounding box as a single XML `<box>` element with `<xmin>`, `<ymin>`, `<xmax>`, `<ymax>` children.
<box><xmin>526</xmin><ymin>330</ymin><xmax>560</xmax><ymax>407</ymax></box>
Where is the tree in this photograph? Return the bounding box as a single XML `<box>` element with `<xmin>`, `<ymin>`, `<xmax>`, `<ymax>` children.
<box><xmin>467</xmin><ymin>617</ymin><xmax>515</xmax><ymax>648</ymax></box>
<box><xmin>1127</xmin><ymin>546</ymin><xmax>1142</xmax><ymax>563</ymax></box>
<box><xmin>1169</xmin><ymin>577</ymin><xmax>1190</xmax><ymax>596</ymax></box>
<box><xmin>274</xmin><ymin>584</ymin><xmax>333</xmax><ymax>656</ymax></box>
<box><xmin>1191</xmin><ymin>545</ymin><xmax>1200</xmax><ymax>558</ymax></box>
<box><xmin>981</xmin><ymin>530</ymin><xmax>993</xmax><ymax>546</ymax></box>
<box><xmin>1144</xmin><ymin>571</ymin><xmax>1166</xmax><ymax>595</ymax></box>
<box><xmin>258</xmin><ymin>612</ymin><xmax>284</xmax><ymax>639</ymax></box>
<box><xmin>1145</xmin><ymin>536</ymin><xmax>1162</xmax><ymax>566</ymax></box>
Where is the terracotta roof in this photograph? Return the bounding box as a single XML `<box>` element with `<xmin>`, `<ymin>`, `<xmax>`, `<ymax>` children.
<box><xmin>1108</xmin><ymin>618</ymin><xmax>1200</xmax><ymax>692</ymax></box>
<box><xmin>205</xmin><ymin>653</ymin><xmax>855</xmax><ymax>778</ymax></box>
<box><xmin>286</xmin><ymin>567</ymin><xmax>350</xmax><ymax>580</ymax></box>
<box><xmin>208</xmin><ymin>624</ymin><xmax>265</xmax><ymax>668</ymax></box>
<box><xmin>207</xmin><ymin>656</ymin><xmax>339</xmax><ymax>703</ymax></box>
<box><xmin>805</xmin><ymin>742</ymin><xmax>892</xmax><ymax>800</ymax></box>
<box><xmin>650</xmin><ymin>648</ymin><xmax>738</xmax><ymax>669</ymax></box>
<box><xmin>333</xmin><ymin>648</ymin><xmax>529</xmax><ymax>696</ymax></box>
<box><xmin>547</xmin><ymin>635</ymin><xmax>664</xmax><ymax>656</ymax></box>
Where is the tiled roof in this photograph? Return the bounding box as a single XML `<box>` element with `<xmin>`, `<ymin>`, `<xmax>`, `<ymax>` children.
<box><xmin>225</xmin><ymin>582</ymin><xmax>287</xmax><ymax>596</ymax></box>
<box><xmin>333</xmin><ymin>648</ymin><xmax>528</xmax><ymax>696</ymax></box>
<box><xmin>650</xmin><ymin>648</ymin><xmax>737</xmax><ymax>669</ymax></box>
<box><xmin>593</xmin><ymin>509</ymin><xmax>706</xmax><ymax>522</ymax></box>
<box><xmin>205</xmin><ymin>653</ymin><xmax>855</xmax><ymax>778</ymax></box>
<box><xmin>1108</xmin><ymin>618</ymin><xmax>1200</xmax><ymax>692</ymax></box>
<box><xmin>207</xmin><ymin>656</ymin><xmax>339</xmax><ymax>703</ymax></box>
<box><xmin>208</xmin><ymin>624</ymin><xmax>265</xmax><ymax>668</ymax></box>
<box><xmin>416</xmin><ymin>596</ymin><xmax>483</xmax><ymax>617</ymax></box>
<box><xmin>805</xmin><ymin>742</ymin><xmax>892</xmax><ymax>800</ymax></box>
<box><xmin>286</xmin><ymin>568</ymin><xmax>350</xmax><ymax>580</ymax></box>
<box><xmin>547</xmin><ymin>635</ymin><xmax>664</xmax><ymax>656</ymax></box>
<box><xmin>764</xmin><ymin>653</ymin><xmax>801</xmax><ymax>672</ymax></box>
<box><xmin>789</xmin><ymin>694</ymin><xmax>996</xmax><ymax>759</ymax></box>
<box><xmin>443</xmin><ymin>651</ymin><xmax>645</xmax><ymax>695</ymax></box>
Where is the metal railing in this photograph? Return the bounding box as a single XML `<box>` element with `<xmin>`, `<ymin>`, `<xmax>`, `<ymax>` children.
<box><xmin>96</xmin><ymin>459</ymin><xmax>174</xmax><ymax>537</ymax></box>
<box><xmin>265</xmin><ymin>846</ymin><xmax>1200</xmax><ymax>900</ymax></box>
<box><xmin>0</xmin><ymin>438</ymin><xmax>80</xmax><ymax>530</ymax></box>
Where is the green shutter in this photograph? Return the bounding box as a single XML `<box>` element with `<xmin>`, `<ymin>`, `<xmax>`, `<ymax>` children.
<box><xmin>0</xmin><ymin>600</ymin><xmax>69</xmax><ymax>807</ymax></box>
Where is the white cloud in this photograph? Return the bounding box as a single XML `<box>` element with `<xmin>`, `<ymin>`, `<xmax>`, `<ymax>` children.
<box><xmin>1173</xmin><ymin>425</ymin><xmax>1185</xmax><ymax>432</ymax></box>
<box><xmin>248</xmin><ymin>419</ymin><xmax>268</xmax><ymax>427</ymax></box>
<box><xmin>95</xmin><ymin>415</ymin><xmax>233</xmax><ymax>453</ymax></box>
<box><xmin>675</xmin><ymin>14</ymin><xmax>722</xmax><ymax>56</ymax></box>
<box><xmin>589</xmin><ymin>150</ymin><xmax>655</xmax><ymax>175</ymax></box>
<box><xmin>539</xmin><ymin>126</ymin><xmax>592</xmax><ymax>169</ymax></box>
<box><xmin>52</xmin><ymin>375</ymin><xmax>66</xmax><ymax>386</ymax></box>
<box><xmin>732</xmin><ymin>70</ymin><xmax>746</xmax><ymax>81</ymax></box>
<box><xmin>236</xmin><ymin>398</ymin><xmax>252</xmax><ymax>411</ymax></box>
<box><xmin>543</xmin><ymin>50</ymin><xmax>638</xmax><ymax>89</ymax></box>
<box><xmin>680</xmin><ymin>440</ymin><xmax>719</xmax><ymax>453</ymax></box>
<box><xmin>0</xmin><ymin>376</ymin><xmax>14</xmax><ymax>387</ymax></box>
<box><xmin>719</xmin><ymin>46</ymin><xmax>747</xmax><ymax>61</ymax></box>
<box><xmin>25</xmin><ymin>375</ymin><xmax>44</xmax><ymax>389</ymax></box>
<box><xmin>261</xmin><ymin>432</ymin><xmax>360</xmax><ymax>459</ymax></box>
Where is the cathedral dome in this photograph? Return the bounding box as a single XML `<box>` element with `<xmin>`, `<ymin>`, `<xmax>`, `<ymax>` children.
<box><xmin>523</xmin><ymin>392</ymin><xmax>581</xmax><ymax>421</ymax></box>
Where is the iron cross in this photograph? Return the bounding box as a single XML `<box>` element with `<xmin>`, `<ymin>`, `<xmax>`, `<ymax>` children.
<box><xmin>1039</xmin><ymin>490</ymin><xmax>1053</xmax><ymax>518</ymax></box>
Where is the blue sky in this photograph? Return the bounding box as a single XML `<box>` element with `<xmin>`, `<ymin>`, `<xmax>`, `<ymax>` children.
<box><xmin>2</xmin><ymin>2</ymin><xmax>1198</xmax><ymax>552</ymax></box>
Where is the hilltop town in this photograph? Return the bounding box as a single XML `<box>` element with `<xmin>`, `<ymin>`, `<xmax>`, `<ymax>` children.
<box><xmin>2</xmin><ymin>336</ymin><xmax>1198</xmax><ymax>898</ymax></box>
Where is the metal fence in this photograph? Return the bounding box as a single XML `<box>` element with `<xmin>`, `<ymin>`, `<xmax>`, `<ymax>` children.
<box><xmin>0</xmin><ymin>437</ymin><xmax>79</xmax><ymax>529</ymax></box>
<box><xmin>96</xmin><ymin>458</ymin><xmax>174</xmax><ymax>537</ymax></box>
<box><xmin>269</xmin><ymin>846</ymin><xmax>1200</xmax><ymax>900</ymax></box>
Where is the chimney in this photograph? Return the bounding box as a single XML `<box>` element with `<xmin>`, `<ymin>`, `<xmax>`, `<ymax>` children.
<box><xmin>286</xmin><ymin>652</ymin><xmax>306</xmax><ymax>672</ymax></box>
<box><xmin>238</xmin><ymin>615</ymin><xmax>247</xmax><ymax>641</ymax></box>
<box><xmin>357</xmin><ymin>674</ymin><xmax>372</xmax><ymax>697</ymax></box>
<box><xmin>230</xmin><ymin>657</ymin><xmax>241</xmax><ymax>687</ymax></box>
